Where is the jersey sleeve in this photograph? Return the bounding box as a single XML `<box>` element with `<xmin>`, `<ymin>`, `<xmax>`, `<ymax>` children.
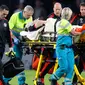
<box><xmin>5</xmin><ymin>20</ymin><xmax>12</xmax><ymax>47</ymax></box>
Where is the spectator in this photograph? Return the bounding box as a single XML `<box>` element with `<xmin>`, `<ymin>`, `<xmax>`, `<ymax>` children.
<box><xmin>33</xmin><ymin>0</ymin><xmax>47</xmax><ymax>20</ymax></box>
<box><xmin>14</xmin><ymin>3</ymin><xmax>24</xmax><ymax>13</ymax></box>
<box><xmin>41</xmin><ymin>0</ymin><xmax>53</xmax><ymax>15</ymax></box>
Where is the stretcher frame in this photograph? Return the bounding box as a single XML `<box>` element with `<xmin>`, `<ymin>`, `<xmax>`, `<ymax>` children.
<box><xmin>24</xmin><ymin>40</ymin><xmax>85</xmax><ymax>85</ymax></box>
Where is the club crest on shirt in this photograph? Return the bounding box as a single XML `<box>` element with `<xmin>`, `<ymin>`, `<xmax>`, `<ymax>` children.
<box><xmin>3</xmin><ymin>23</ymin><xmax>7</xmax><ymax>27</ymax></box>
<box><xmin>80</xmin><ymin>18</ymin><xmax>83</xmax><ymax>24</ymax></box>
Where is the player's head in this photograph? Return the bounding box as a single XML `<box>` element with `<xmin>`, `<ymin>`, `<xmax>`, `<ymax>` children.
<box><xmin>0</xmin><ymin>5</ymin><xmax>9</xmax><ymax>19</ymax></box>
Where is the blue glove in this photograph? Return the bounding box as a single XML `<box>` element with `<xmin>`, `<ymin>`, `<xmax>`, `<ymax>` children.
<box><xmin>13</xmin><ymin>37</ymin><xmax>19</xmax><ymax>44</ymax></box>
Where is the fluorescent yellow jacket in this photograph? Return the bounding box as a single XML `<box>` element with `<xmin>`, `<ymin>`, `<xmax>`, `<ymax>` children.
<box><xmin>9</xmin><ymin>11</ymin><xmax>33</xmax><ymax>32</ymax></box>
<box><xmin>57</xmin><ymin>19</ymin><xmax>72</xmax><ymax>35</ymax></box>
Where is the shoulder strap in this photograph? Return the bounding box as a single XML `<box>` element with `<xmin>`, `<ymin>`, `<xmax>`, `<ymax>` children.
<box><xmin>54</xmin><ymin>18</ymin><xmax>60</xmax><ymax>41</ymax></box>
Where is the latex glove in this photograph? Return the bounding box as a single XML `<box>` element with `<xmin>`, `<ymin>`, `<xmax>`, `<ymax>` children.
<box><xmin>9</xmin><ymin>47</ymin><xmax>13</xmax><ymax>52</ymax></box>
<box><xmin>13</xmin><ymin>37</ymin><xmax>19</xmax><ymax>44</ymax></box>
<box><xmin>5</xmin><ymin>49</ymin><xmax>15</xmax><ymax>57</ymax></box>
<box><xmin>5</xmin><ymin>47</ymin><xmax>14</xmax><ymax>57</ymax></box>
<box><xmin>25</xmin><ymin>22</ymin><xmax>34</xmax><ymax>29</ymax></box>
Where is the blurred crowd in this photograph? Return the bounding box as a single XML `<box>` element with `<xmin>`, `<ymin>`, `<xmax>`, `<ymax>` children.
<box><xmin>0</xmin><ymin>0</ymin><xmax>83</xmax><ymax>20</ymax></box>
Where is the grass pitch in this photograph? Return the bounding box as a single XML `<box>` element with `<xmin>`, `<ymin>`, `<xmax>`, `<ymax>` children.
<box><xmin>9</xmin><ymin>70</ymin><xmax>85</xmax><ymax>85</ymax></box>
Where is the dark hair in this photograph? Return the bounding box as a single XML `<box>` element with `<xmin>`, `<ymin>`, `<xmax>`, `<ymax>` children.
<box><xmin>80</xmin><ymin>2</ymin><xmax>85</xmax><ymax>7</ymax></box>
<box><xmin>0</xmin><ymin>5</ymin><xmax>9</xmax><ymax>11</ymax></box>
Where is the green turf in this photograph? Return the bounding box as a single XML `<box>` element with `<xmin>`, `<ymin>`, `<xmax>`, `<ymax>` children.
<box><xmin>9</xmin><ymin>70</ymin><xmax>63</xmax><ymax>85</ymax></box>
<box><xmin>9</xmin><ymin>70</ymin><xmax>85</xmax><ymax>85</ymax></box>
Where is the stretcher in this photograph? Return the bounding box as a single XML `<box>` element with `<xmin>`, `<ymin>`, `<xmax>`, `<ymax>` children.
<box><xmin>20</xmin><ymin>22</ymin><xmax>85</xmax><ymax>85</ymax></box>
<box><xmin>25</xmin><ymin>41</ymin><xmax>56</xmax><ymax>85</ymax></box>
<box><xmin>23</xmin><ymin>39</ymin><xmax>85</xmax><ymax>85</ymax></box>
